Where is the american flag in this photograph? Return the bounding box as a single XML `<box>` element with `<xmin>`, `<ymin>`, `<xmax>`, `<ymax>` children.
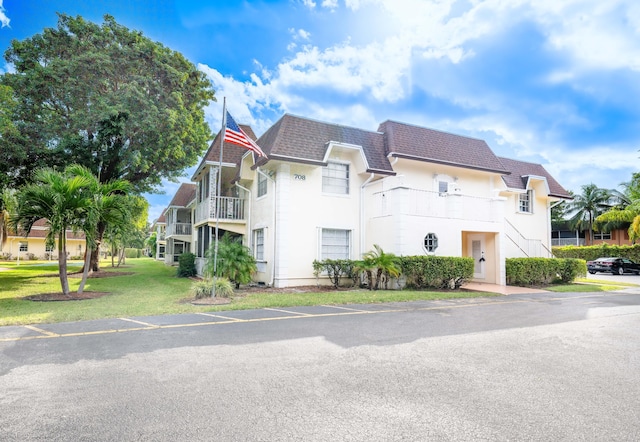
<box><xmin>223</xmin><ymin>111</ymin><xmax>265</xmax><ymax>157</ymax></box>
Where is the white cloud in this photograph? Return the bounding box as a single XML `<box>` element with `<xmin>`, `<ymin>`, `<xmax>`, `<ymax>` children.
<box><xmin>0</xmin><ymin>0</ymin><xmax>10</xmax><ymax>28</ymax></box>
<box><xmin>196</xmin><ymin>0</ymin><xmax>640</xmax><ymax>197</ymax></box>
<box><xmin>321</xmin><ymin>0</ymin><xmax>339</xmax><ymax>10</ymax></box>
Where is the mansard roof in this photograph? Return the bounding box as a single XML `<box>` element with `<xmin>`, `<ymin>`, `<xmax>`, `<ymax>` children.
<box><xmin>378</xmin><ymin>120</ymin><xmax>509</xmax><ymax>174</ymax></box>
<box><xmin>498</xmin><ymin>156</ymin><xmax>572</xmax><ymax>199</ymax></box>
<box><xmin>254</xmin><ymin>114</ymin><xmax>393</xmax><ymax>174</ymax></box>
<box><xmin>168</xmin><ymin>183</ymin><xmax>196</xmax><ymax>208</ymax></box>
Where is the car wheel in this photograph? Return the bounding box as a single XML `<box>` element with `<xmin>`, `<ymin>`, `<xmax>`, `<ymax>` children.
<box><xmin>618</xmin><ymin>267</ymin><xmax>624</xmax><ymax>275</ymax></box>
<box><xmin>588</xmin><ymin>270</ymin><xmax>596</xmax><ymax>274</ymax></box>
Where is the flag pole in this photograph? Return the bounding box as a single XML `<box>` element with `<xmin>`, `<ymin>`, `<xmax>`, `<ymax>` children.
<box><xmin>212</xmin><ymin>98</ymin><xmax>226</xmax><ymax>297</ymax></box>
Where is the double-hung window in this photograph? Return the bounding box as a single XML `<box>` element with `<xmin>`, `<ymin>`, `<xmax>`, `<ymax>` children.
<box><xmin>254</xmin><ymin>228</ymin><xmax>264</xmax><ymax>261</ymax></box>
<box><xmin>519</xmin><ymin>190</ymin><xmax>532</xmax><ymax>213</ymax></box>
<box><xmin>321</xmin><ymin>229</ymin><xmax>350</xmax><ymax>260</ymax></box>
<box><xmin>19</xmin><ymin>242</ymin><xmax>28</xmax><ymax>252</ymax></box>
<box><xmin>257</xmin><ymin>173</ymin><xmax>267</xmax><ymax>198</ymax></box>
<box><xmin>322</xmin><ymin>162</ymin><xmax>349</xmax><ymax>195</ymax></box>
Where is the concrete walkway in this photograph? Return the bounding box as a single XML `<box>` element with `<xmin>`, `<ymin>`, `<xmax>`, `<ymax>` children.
<box><xmin>462</xmin><ymin>282</ymin><xmax>549</xmax><ymax>295</ymax></box>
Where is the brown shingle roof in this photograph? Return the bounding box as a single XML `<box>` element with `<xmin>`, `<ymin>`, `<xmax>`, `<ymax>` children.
<box><xmin>8</xmin><ymin>218</ymin><xmax>86</xmax><ymax>239</ymax></box>
<box><xmin>498</xmin><ymin>156</ymin><xmax>571</xmax><ymax>199</ymax></box>
<box><xmin>254</xmin><ymin>114</ymin><xmax>394</xmax><ymax>173</ymax></box>
<box><xmin>168</xmin><ymin>183</ymin><xmax>196</xmax><ymax>208</ymax></box>
<box><xmin>378</xmin><ymin>120</ymin><xmax>509</xmax><ymax>174</ymax></box>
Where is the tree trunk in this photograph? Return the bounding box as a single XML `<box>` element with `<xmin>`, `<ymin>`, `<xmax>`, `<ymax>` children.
<box><xmin>89</xmin><ymin>222</ymin><xmax>107</xmax><ymax>272</ymax></box>
<box><xmin>77</xmin><ymin>246</ymin><xmax>93</xmax><ymax>294</ymax></box>
<box><xmin>58</xmin><ymin>232</ymin><xmax>70</xmax><ymax>296</ymax></box>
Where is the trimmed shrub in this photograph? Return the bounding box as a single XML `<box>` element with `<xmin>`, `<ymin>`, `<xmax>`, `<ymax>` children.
<box><xmin>506</xmin><ymin>257</ymin><xmax>586</xmax><ymax>286</ymax></box>
<box><xmin>553</xmin><ymin>244</ymin><xmax>640</xmax><ymax>262</ymax></box>
<box><xmin>124</xmin><ymin>248</ymin><xmax>142</xmax><ymax>259</ymax></box>
<box><xmin>312</xmin><ymin>259</ymin><xmax>359</xmax><ymax>288</ymax></box>
<box><xmin>398</xmin><ymin>256</ymin><xmax>474</xmax><ymax>290</ymax></box>
<box><xmin>177</xmin><ymin>252</ymin><xmax>197</xmax><ymax>277</ymax></box>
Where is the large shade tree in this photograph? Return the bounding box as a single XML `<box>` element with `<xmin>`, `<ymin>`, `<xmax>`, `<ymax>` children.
<box><xmin>1</xmin><ymin>13</ymin><xmax>214</xmax><ymax>192</ymax></box>
<box><xmin>0</xmin><ymin>13</ymin><xmax>215</xmax><ymax>268</ymax></box>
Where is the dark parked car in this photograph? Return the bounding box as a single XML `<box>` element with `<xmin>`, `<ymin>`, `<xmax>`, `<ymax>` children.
<box><xmin>586</xmin><ymin>257</ymin><xmax>640</xmax><ymax>275</ymax></box>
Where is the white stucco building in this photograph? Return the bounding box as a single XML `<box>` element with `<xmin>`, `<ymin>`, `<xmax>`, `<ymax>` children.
<box><xmin>157</xmin><ymin>114</ymin><xmax>571</xmax><ymax>288</ymax></box>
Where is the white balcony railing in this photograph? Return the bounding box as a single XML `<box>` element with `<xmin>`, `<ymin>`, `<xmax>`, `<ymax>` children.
<box><xmin>195</xmin><ymin>196</ymin><xmax>245</xmax><ymax>224</ymax></box>
<box><xmin>166</xmin><ymin>222</ymin><xmax>192</xmax><ymax>237</ymax></box>
<box><xmin>370</xmin><ymin>188</ymin><xmax>502</xmax><ymax>223</ymax></box>
<box><xmin>552</xmin><ymin>238</ymin><xmax>586</xmax><ymax>247</ymax></box>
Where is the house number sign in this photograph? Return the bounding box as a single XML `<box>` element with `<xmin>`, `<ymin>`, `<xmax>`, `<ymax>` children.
<box><xmin>294</xmin><ymin>174</ymin><xmax>306</xmax><ymax>180</ymax></box>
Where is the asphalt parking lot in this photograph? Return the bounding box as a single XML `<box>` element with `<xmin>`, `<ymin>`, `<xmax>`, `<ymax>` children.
<box><xmin>2</xmin><ymin>289</ymin><xmax>640</xmax><ymax>441</ymax></box>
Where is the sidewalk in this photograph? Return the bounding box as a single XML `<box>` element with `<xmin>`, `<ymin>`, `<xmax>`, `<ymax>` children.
<box><xmin>462</xmin><ymin>282</ymin><xmax>549</xmax><ymax>295</ymax></box>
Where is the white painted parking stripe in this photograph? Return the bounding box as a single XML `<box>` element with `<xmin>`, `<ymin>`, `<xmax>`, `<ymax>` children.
<box><xmin>264</xmin><ymin>308</ymin><xmax>312</xmax><ymax>316</ymax></box>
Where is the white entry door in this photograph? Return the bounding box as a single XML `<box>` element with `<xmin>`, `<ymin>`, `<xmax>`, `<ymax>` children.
<box><xmin>468</xmin><ymin>234</ymin><xmax>485</xmax><ymax>279</ymax></box>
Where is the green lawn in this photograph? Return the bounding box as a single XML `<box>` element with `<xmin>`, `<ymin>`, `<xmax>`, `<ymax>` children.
<box><xmin>1</xmin><ymin>259</ymin><xmax>632</xmax><ymax>326</ymax></box>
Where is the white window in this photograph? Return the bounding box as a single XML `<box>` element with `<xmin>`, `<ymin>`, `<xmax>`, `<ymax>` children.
<box><xmin>45</xmin><ymin>243</ymin><xmax>54</xmax><ymax>253</ymax></box>
<box><xmin>19</xmin><ymin>242</ymin><xmax>28</xmax><ymax>252</ymax></box>
<box><xmin>594</xmin><ymin>232</ymin><xmax>611</xmax><ymax>240</ymax></box>
<box><xmin>257</xmin><ymin>173</ymin><xmax>267</xmax><ymax>198</ymax></box>
<box><xmin>438</xmin><ymin>181</ymin><xmax>449</xmax><ymax>194</ymax></box>
<box><xmin>254</xmin><ymin>228</ymin><xmax>264</xmax><ymax>261</ymax></box>
<box><xmin>519</xmin><ymin>190</ymin><xmax>532</xmax><ymax>213</ymax></box>
<box><xmin>322</xmin><ymin>162</ymin><xmax>349</xmax><ymax>195</ymax></box>
<box><xmin>321</xmin><ymin>229</ymin><xmax>350</xmax><ymax>260</ymax></box>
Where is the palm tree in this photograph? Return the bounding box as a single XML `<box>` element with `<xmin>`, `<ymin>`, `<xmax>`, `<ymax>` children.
<box><xmin>10</xmin><ymin>166</ymin><xmax>95</xmax><ymax>296</ymax></box>
<box><xmin>72</xmin><ymin>166</ymin><xmax>131</xmax><ymax>294</ymax></box>
<box><xmin>205</xmin><ymin>233</ymin><xmax>257</xmax><ymax>289</ymax></box>
<box><xmin>567</xmin><ymin>184</ymin><xmax>614</xmax><ymax>244</ymax></box>
<box><xmin>595</xmin><ymin>172</ymin><xmax>640</xmax><ymax>243</ymax></box>
<box><xmin>360</xmin><ymin>244</ymin><xmax>400</xmax><ymax>290</ymax></box>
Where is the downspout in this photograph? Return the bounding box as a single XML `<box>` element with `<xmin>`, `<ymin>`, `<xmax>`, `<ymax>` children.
<box><xmin>360</xmin><ymin>173</ymin><xmax>376</xmax><ymax>258</ymax></box>
<box><xmin>257</xmin><ymin>167</ymin><xmax>276</xmax><ymax>286</ymax></box>
<box><xmin>235</xmin><ymin>183</ymin><xmax>251</xmax><ymax>249</ymax></box>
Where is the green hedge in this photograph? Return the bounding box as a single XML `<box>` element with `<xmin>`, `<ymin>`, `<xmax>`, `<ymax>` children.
<box><xmin>506</xmin><ymin>258</ymin><xmax>586</xmax><ymax>286</ymax></box>
<box><xmin>553</xmin><ymin>244</ymin><xmax>640</xmax><ymax>262</ymax></box>
<box><xmin>124</xmin><ymin>248</ymin><xmax>142</xmax><ymax>258</ymax></box>
<box><xmin>177</xmin><ymin>252</ymin><xmax>197</xmax><ymax>277</ymax></box>
<box><xmin>398</xmin><ymin>256</ymin><xmax>474</xmax><ymax>289</ymax></box>
<box><xmin>312</xmin><ymin>256</ymin><xmax>473</xmax><ymax>290</ymax></box>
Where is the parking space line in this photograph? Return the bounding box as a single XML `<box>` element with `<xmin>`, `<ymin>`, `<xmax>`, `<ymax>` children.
<box><xmin>119</xmin><ymin>318</ymin><xmax>159</xmax><ymax>328</ymax></box>
<box><xmin>24</xmin><ymin>325</ymin><xmax>59</xmax><ymax>337</ymax></box>
<box><xmin>196</xmin><ymin>312</ymin><xmax>244</xmax><ymax>321</ymax></box>
<box><xmin>2</xmin><ymin>291</ymin><xmax>638</xmax><ymax>343</ymax></box>
<box><xmin>264</xmin><ymin>308</ymin><xmax>312</xmax><ymax>316</ymax></box>
<box><xmin>321</xmin><ymin>305</ymin><xmax>368</xmax><ymax>312</ymax></box>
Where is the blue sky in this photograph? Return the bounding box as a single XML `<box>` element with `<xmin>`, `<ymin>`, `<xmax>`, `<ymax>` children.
<box><xmin>1</xmin><ymin>0</ymin><xmax>639</xmax><ymax>223</ymax></box>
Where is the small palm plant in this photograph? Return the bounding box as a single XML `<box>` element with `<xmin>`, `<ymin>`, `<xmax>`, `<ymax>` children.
<box><xmin>204</xmin><ymin>233</ymin><xmax>257</xmax><ymax>289</ymax></box>
<box><xmin>359</xmin><ymin>245</ymin><xmax>401</xmax><ymax>290</ymax></box>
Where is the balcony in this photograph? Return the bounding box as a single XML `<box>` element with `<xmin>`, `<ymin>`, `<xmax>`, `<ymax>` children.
<box><xmin>195</xmin><ymin>196</ymin><xmax>246</xmax><ymax>224</ymax></box>
<box><xmin>370</xmin><ymin>188</ymin><xmax>503</xmax><ymax>223</ymax></box>
<box><xmin>166</xmin><ymin>222</ymin><xmax>192</xmax><ymax>237</ymax></box>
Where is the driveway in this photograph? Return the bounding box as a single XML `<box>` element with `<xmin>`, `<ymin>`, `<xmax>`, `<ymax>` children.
<box><xmin>1</xmin><ymin>290</ymin><xmax>640</xmax><ymax>441</ymax></box>
<box><xmin>585</xmin><ymin>270</ymin><xmax>640</xmax><ymax>284</ymax></box>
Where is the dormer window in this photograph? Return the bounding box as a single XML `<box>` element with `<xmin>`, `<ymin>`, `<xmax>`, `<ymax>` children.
<box><xmin>519</xmin><ymin>190</ymin><xmax>533</xmax><ymax>213</ymax></box>
<box><xmin>323</xmin><ymin>162</ymin><xmax>349</xmax><ymax>195</ymax></box>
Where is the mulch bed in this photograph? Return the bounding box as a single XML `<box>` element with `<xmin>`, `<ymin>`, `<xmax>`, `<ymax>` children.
<box><xmin>25</xmin><ymin>291</ymin><xmax>111</xmax><ymax>301</ymax></box>
<box><xmin>27</xmin><ymin>269</ymin><xmax>133</xmax><ymax>301</ymax></box>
